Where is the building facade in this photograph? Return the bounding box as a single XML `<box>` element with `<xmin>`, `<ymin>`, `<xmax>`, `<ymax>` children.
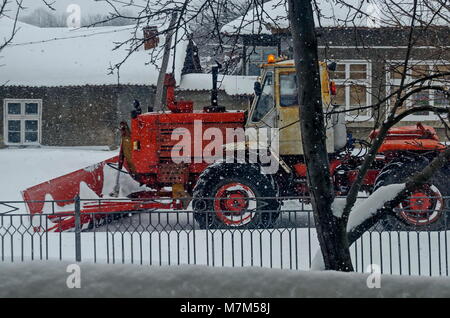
<box><xmin>227</xmin><ymin>26</ymin><xmax>450</xmax><ymax>139</ymax></box>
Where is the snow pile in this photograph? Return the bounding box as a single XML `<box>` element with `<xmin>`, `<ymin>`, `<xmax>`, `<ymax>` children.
<box><xmin>179</xmin><ymin>73</ymin><xmax>258</xmax><ymax>95</ymax></box>
<box><xmin>1</xmin><ymin>261</ymin><xmax>450</xmax><ymax>297</ymax></box>
<box><xmin>331</xmin><ymin>197</ymin><xmax>347</xmax><ymax>218</ymax></box>
<box><xmin>0</xmin><ymin>18</ymin><xmax>188</xmax><ymax>87</ymax></box>
<box><xmin>347</xmin><ymin>183</ymin><xmax>405</xmax><ymax>231</ymax></box>
<box><xmin>332</xmin><ymin>183</ymin><xmax>404</xmax><ymax>223</ymax></box>
<box><xmin>0</xmin><ymin>147</ymin><xmax>116</xmax><ymax>202</ymax></box>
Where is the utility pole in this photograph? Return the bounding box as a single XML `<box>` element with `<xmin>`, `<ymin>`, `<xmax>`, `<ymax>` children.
<box><xmin>154</xmin><ymin>12</ymin><xmax>178</xmax><ymax>112</ymax></box>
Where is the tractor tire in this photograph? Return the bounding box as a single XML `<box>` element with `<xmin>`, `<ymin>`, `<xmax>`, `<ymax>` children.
<box><xmin>373</xmin><ymin>158</ymin><xmax>450</xmax><ymax>231</ymax></box>
<box><xmin>192</xmin><ymin>163</ymin><xmax>280</xmax><ymax>229</ymax></box>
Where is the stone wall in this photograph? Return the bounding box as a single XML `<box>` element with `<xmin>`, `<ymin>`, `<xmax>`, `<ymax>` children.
<box><xmin>1</xmin><ymin>86</ymin><xmax>128</xmax><ymax>147</ymax></box>
<box><xmin>0</xmin><ymin>85</ymin><xmax>251</xmax><ymax>147</ymax></box>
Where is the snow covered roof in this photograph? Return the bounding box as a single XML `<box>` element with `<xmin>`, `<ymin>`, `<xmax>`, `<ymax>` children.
<box><xmin>179</xmin><ymin>73</ymin><xmax>257</xmax><ymax>95</ymax></box>
<box><xmin>221</xmin><ymin>0</ymin><xmax>449</xmax><ymax>36</ymax></box>
<box><xmin>0</xmin><ymin>18</ymin><xmax>188</xmax><ymax>87</ymax></box>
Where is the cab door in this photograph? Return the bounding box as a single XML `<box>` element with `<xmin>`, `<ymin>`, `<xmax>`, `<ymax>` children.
<box><xmin>247</xmin><ymin>71</ymin><xmax>276</xmax><ymax>130</ymax></box>
<box><xmin>276</xmin><ymin>64</ymin><xmax>335</xmax><ymax>155</ymax></box>
<box><xmin>276</xmin><ymin>68</ymin><xmax>303</xmax><ymax>155</ymax></box>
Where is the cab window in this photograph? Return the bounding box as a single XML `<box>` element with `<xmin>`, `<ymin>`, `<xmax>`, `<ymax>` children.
<box><xmin>280</xmin><ymin>73</ymin><xmax>298</xmax><ymax>107</ymax></box>
<box><xmin>251</xmin><ymin>72</ymin><xmax>274</xmax><ymax>122</ymax></box>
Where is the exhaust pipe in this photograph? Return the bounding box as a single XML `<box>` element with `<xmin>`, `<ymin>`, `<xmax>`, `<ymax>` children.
<box><xmin>204</xmin><ymin>61</ymin><xmax>225</xmax><ymax>113</ymax></box>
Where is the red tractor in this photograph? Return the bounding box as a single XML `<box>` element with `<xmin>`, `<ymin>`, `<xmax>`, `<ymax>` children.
<box><xmin>22</xmin><ymin>58</ymin><xmax>449</xmax><ymax>232</ymax></box>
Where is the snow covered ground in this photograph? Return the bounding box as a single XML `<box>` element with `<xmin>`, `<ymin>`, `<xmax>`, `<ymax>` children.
<box><xmin>3</xmin><ymin>224</ymin><xmax>449</xmax><ymax>276</ymax></box>
<box><xmin>1</xmin><ymin>147</ymin><xmax>449</xmax><ymax>277</ymax></box>
<box><xmin>1</xmin><ymin>261</ymin><xmax>450</xmax><ymax>297</ymax></box>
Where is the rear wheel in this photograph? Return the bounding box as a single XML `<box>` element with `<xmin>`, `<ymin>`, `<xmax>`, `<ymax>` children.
<box><xmin>374</xmin><ymin>158</ymin><xmax>449</xmax><ymax>231</ymax></box>
<box><xmin>192</xmin><ymin>163</ymin><xmax>280</xmax><ymax>229</ymax></box>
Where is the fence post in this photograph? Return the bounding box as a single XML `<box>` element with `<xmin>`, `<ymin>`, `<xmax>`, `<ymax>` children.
<box><xmin>74</xmin><ymin>195</ymin><xmax>82</xmax><ymax>262</ymax></box>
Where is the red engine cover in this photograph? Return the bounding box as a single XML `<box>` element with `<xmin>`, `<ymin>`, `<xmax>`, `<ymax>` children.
<box><xmin>130</xmin><ymin>111</ymin><xmax>246</xmax><ymax>180</ymax></box>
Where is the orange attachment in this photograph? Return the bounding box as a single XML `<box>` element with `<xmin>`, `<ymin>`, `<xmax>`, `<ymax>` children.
<box><xmin>378</xmin><ymin>139</ymin><xmax>445</xmax><ymax>153</ymax></box>
<box><xmin>370</xmin><ymin>123</ymin><xmax>445</xmax><ymax>153</ymax></box>
<box><xmin>370</xmin><ymin>123</ymin><xmax>440</xmax><ymax>141</ymax></box>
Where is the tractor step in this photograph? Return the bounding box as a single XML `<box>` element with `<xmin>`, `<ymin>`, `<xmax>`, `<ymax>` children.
<box><xmin>40</xmin><ymin>199</ymin><xmax>182</xmax><ymax>232</ymax></box>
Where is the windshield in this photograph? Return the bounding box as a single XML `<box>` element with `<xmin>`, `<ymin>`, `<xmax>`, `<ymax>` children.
<box><xmin>251</xmin><ymin>72</ymin><xmax>274</xmax><ymax>122</ymax></box>
<box><xmin>280</xmin><ymin>73</ymin><xmax>298</xmax><ymax>107</ymax></box>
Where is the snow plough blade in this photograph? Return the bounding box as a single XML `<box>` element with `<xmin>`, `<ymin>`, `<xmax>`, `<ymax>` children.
<box><xmin>21</xmin><ymin>156</ymin><xmax>181</xmax><ymax>232</ymax></box>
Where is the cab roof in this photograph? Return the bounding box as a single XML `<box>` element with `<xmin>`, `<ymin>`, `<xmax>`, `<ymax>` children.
<box><xmin>261</xmin><ymin>58</ymin><xmax>294</xmax><ymax>68</ymax></box>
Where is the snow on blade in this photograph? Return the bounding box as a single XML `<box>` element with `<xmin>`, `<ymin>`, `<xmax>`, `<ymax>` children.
<box><xmin>0</xmin><ymin>148</ymin><xmax>116</xmax><ymax>202</ymax></box>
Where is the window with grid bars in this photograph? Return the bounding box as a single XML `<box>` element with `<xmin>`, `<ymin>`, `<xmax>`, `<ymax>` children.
<box><xmin>386</xmin><ymin>62</ymin><xmax>450</xmax><ymax>119</ymax></box>
<box><xmin>329</xmin><ymin>61</ymin><xmax>372</xmax><ymax>119</ymax></box>
<box><xmin>3</xmin><ymin>99</ymin><xmax>42</xmax><ymax>145</ymax></box>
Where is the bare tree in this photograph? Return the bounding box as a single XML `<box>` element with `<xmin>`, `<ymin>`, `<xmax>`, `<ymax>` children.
<box><xmin>0</xmin><ymin>0</ymin><xmax>55</xmax><ymax>52</ymax></box>
<box><xmin>0</xmin><ymin>0</ymin><xmax>24</xmax><ymax>52</ymax></box>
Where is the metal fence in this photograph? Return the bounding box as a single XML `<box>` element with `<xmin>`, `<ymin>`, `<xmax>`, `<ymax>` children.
<box><xmin>0</xmin><ymin>196</ymin><xmax>449</xmax><ymax>276</ymax></box>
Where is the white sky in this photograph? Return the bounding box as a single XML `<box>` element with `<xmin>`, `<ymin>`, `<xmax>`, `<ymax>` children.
<box><xmin>7</xmin><ymin>0</ymin><xmax>142</xmax><ymax>17</ymax></box>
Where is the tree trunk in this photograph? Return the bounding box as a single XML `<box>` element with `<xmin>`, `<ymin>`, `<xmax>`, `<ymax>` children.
<box><xmin>287</xmin><ymin>0</ymin><xmax>353</xmax><ymax>271</ymax></box>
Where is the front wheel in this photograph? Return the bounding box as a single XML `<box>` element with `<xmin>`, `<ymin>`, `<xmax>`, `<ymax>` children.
<box><xmin>192</xmin><ymin>163</ymin><xmax>280</xmax><ymax>229</ymax></box>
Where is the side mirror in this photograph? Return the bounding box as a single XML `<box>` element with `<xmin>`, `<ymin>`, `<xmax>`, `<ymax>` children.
<box><xmin>254</xmin><ymin>82</ymin><xmax>262</xmax><ymax>96</ymax></box>
<box><xmin>133</xmin><ymin>99</ymin><xmax>142</xmax><ymax>114</ymax></box>
<box><xmin>327</xmin><ymin>62</ymin><xmax>337</xmax><ymax>72</ymax></box>
<box><xmin>131</xmin><ymin>99</ymin><xmax>142</xmax><ymax>118</ymax></box>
